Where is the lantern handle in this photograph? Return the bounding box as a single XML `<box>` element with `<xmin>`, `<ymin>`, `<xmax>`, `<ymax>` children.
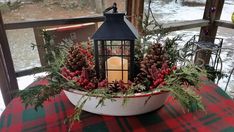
<box><xmin>103</xmin><ymin>2</ymin><xmax>118</xmax><ymax>14</ymax></box>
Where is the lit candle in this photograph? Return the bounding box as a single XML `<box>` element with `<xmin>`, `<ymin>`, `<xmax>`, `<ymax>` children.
<box><xmin>106</xmin><ymin>57</ymin><xmax>128</xmax><ymax>83</ymax></box>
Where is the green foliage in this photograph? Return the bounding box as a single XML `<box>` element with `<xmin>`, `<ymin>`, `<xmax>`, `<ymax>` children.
<box><xmin>17</xmin><ymin>70</ymin><xmax>77</xmax><ymax>110</ymax></box>
<box><xmin>18</xmin><ymin>33</ymin><xmax>75</xmax><ymax>110</ymax></box>
<box><xmin>177</xmin><ymin>37</ymin><xmax>226</xmax><ymax>83</ymax></box>
<box><xmin>0</xmin><ymin>1</ymin><xmax>21</xmax><ymax>12</ymax></box>
<box><xmin>134</xmin><ymin>39</ymin><xmax>144</xmax><ymax>62</ymax></box>
<box><xmin>140</xmin><ymin>0</ymin><xmax>170</xmax><ymax>54</ymax></box>
<box><xmin>164</xmin><ymin>84</ymin><xmax>204</xmax><ymax>112</ymax></box>
<box><xmin>204</xmin><ymin>65</ymin><xmax>226</xmax><ymax>82</ymax></box>
<box><xmin>161</xmin><ymin>64</ymin><xmax>206</xmax><ymax>112</ymax></box>
<box><xmin>164</xmin><ymin>36</ymin><xmax>183</xmax><ymax>67</ymax></box>
<box><xmin>42</xmin><ymin>31</ymin><xmax>71</xmax><ymax>65</ymax></box>
<box><xmin>0</xmin><ymin>3</ymin><xmax>9</xmax><ymax>12</ymax></box>
<box><xmin>65</xmin><ymin>95</ymin><xmax>88</xmax><ymax>132</ymax></box>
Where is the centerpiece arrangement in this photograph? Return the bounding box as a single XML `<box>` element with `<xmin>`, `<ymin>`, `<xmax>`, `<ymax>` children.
<box><xmin>18</xmin><ymin>3</ymin><xmax>206</xmax><ymax>130</ymax></box>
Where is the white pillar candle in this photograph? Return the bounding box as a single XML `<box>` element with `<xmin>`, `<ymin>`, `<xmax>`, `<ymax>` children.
<box><xmin>106</xmin><ymin>57</ymin><xmax>128</xmax><ymax>83</ymax></box>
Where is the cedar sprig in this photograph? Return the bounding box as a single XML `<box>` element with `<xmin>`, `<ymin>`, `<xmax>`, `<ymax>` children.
<box><xmin>18</xmin><ymin>37</ymin><xmax>74</xmax><ymax>110</ymax></box>
<box><xmin>18</xmin><ymin>74</ymin><xmax>77</xmax><ymax>110</ymax></box>
<box><xmin>164</xmin><ymin>35</ymin><xmax>183</xmax><ymax>67</ymax></box>
<box><xmin>163</xmin><ymin>84</ymin><xmax>205</xmax><ymax>112</ymax></box>
<box><xmin>65</xmin><ymin>95</ymin><xmax>89</xmax><ymax>132</ymax></box>
<box><xmin>160</xmin><ymin>64</ymin><xmax>206</xmax><ymax>112</ymax></box>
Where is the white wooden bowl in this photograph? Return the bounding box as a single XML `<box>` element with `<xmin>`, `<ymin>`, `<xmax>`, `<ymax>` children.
<box><xmin>64</xmin><ymin>89</ymin><xmax>169</xmax><ymax>116</ymax></box>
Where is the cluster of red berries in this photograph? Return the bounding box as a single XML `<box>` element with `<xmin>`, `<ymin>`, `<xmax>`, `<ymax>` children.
<box><xmin>98</xmin><ymin>79</ymin><xmax>108</xmax><ymax>87</ymax></box>
<box><xmin>74</xmin><ymin>76</ymin><xmax>96</xmax><ymax>90</ymax></box>
<box><xmin>61</xmin><ymin>67</ymin><xmax>81</xmax><ymax>79</ymax></box>
<box><xmin>150</xmin><ymin>65</ymin><xmax>177</xmax><ymax>90</ymax></box>
<box><xmin>77</xmin><ymin>46</ymin><xmax>94</xmax><ymax>66</ymax></box>
<box><xmin>60</xmin><ymin>67</ymin><xmax>96</xmax><ymax>90</ymax></box>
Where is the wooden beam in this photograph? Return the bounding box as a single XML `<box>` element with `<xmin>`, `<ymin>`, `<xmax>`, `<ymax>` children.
<box><xmin>4</xmin><ymin>16</ymin><xmax>104</xmax><ymax>30</ymax></box>
<box><xmin>145</xmin><ymin>19</ymin><xmax>209</xmax><ymax>35</ymax></box>
<box><xmin>162</xmin><ymin>19</ymin><xmax>209</xmax><ymax>32</ymax></box>
<box><xmin>15</xmin><ymin>67</ymin><xmax>45</xmax><ymax>77</ymax></box>
<box><xmin>196</xmin><ymin>0</ymin><xmax>225</xmax><ymax>65</ymax></box>
<box><xmin>215</xmin><ymin>20</ymin><xmax>234</xmax><ymax>29</ymax></box>
<box><xmin>0</xmin><ymin>11</ymin><xmax>19</xmax><ymax>105</ymax></box>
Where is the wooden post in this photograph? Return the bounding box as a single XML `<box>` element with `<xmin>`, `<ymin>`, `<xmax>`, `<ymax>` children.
<box><xmin>135</xmin><ymin>0</ymin><xmax>144</xmax><ymax>33</ymax></box>
<box><xmin>0</xmin><ymin>44</ymin><xmax>12</xmax><ymax>105</ymax></box>
<box><xmin>195</xmin><ymin>0</ymin><xmax>224</xmax><ymax>65</ymax></box>
<box><xmin>0</xmin><ymin>11</ymin><xmax>19</xmax><ymax>105</ymax></box>
<box><xmin>126</xmin><ymin>0</ymin><xmax>133</xmax><ymax>21</ymax></box>
<box><xmin>33</xmin><ymin>27</ymin><xmax>47</xmax><ymax>66</ymax></box>
<box><xmin>126</xmin><ymin>0</ymin><xmax>144</xmax><ymax>33</ymax></box>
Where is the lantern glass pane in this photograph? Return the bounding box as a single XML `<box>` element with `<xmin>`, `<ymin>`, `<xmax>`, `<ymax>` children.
<box><xmin>96</xmin><ymin>40</ymin><xmax>131</xmax><ymax>83</ymax></box>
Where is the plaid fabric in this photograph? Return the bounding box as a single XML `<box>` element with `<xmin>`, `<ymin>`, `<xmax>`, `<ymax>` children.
<box><xmin>1</xmin><ymin>79</ymin><xmax>234</xmax><ymax>132</ymax></box>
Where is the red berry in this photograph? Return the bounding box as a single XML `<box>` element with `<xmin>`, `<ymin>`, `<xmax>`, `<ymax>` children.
<box><xmin>159</xmin><ymin>74</ymin><xmax>164</xmax><ymax>79</ymax></box>
<box><xmin>161</xmin><ymin>81</ymin><xmax>166</xmax><ymax>85</ymax></box>
<box><xmin>128</xmin><ymin>80</ymin><xmax>132</xmax><ymax>85</ymax></box>
<box><xmin>72</xmin><ymin>77</ymin><xmax>77</xmax><ymax>81</ymax></box>
<box><xmin>91</xmin><ymin>84</ymin><xmax>95</xmax><ymax>88</ymax></box>
<box><xmin>84</xmin><ymin>79</ymin><xmax>89</xmax><ymax>84</ymax></box>
<box><xmin>65</xmin><ymin>68</ymin><xmax>70</xmax><ymax>73</ymax></box>
<box><xmin>154</xmin><ymin>81</ymin><xmax>158</xmax><ymax>86</ymax></box>
<box><xmin>158</xmin><ymin>78</ymin><xmax>163</xmax><ymax>83</ymax></box>
<box><xmin>172</xmin><ymin>66</ymin><xmax>177</xmax><ymax>70</ymax></box>
<box><xmin>75</xmin><ymin>71</ymin><xmax>81</xmax><ymax>75</ymax></box>
<box><xmin>150</xmin><ymin>86</ymin><xmax>154</xmax><ymax>90</ymax></box>
<box><xmin>76</xmin><ymin>82</ymin><xmax>80</xmax><ymax>86</ymax></box>
<box><xmin>161</xmin><ymin>70</ymin><xmax>165</xmax><ymax>75</ymax></box>
<box><xmin>61</xmin><ymin>67</ymin><xmax>67</xmax><ymax>72</ymax></box>
<box><xmin>63</xmin><ymin>74</ymin><xmax>67</xmax><ymax>78</ymax></box>
<box><xmin>79</xmin><ymin>78</ymin><xmax>83</xmax><ymax>83</ymax></box>
<box><xmin>158</xmin><ymin>73</ymin><xmax>162</xmax><ymax>78</ymax></box>
<box><xmin>70</xmin><ymin>72</ymin><xmax>75</xmax><ymax>77</ymax></box>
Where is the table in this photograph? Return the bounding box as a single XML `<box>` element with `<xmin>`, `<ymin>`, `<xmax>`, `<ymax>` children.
<box><xmin>0</xmin><ymin>79</ymin><xmax>234</xmax><ymax>132</ymax></box>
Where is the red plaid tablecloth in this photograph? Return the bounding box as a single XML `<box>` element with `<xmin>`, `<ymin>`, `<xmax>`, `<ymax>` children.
<box><xmin>0</xmin><ymin>79</ymin><xmax>234</xmax><ymax>132</ymax></box>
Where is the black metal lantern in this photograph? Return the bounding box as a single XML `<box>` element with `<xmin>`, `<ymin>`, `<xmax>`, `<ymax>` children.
<box><xmin>92</xmin><ymin>5</ymin><xmax>138</xmax><ymax>84</ymax></box>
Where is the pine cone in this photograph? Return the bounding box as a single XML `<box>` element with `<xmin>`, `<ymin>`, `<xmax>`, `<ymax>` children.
<box><xmin>65</xmin><ymin>44</ymin><xmax>88</xmax><ymax>72</ymax></box>
<box><xmin>134</xmin><ymin>43</ymin><xmax>168</xmax><ymax>85</ymax></box>
<box><xmin>133</xmin><ymin>72</ymin><xmax>150</xmax><ymax>92</ymax></box>
<box><xmin>134</xmin><ymin>72</ymin><xmax>147</xmax><ymax>84</ymax></box>
<box><xmin>108</xmin><ymin>81</ymin><xmax>121</xmax><ymax>93</ymax></box>
<box><xmin>140</xmin><ymin>43</ymin><xmax>168</xmax><ymax>78</ymax></box>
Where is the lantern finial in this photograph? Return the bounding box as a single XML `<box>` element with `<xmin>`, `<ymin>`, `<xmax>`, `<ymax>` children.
<box><xmin>103</xmin><ymin>2</ymin><xmax>118</xmax><ymax>14</ymax></box>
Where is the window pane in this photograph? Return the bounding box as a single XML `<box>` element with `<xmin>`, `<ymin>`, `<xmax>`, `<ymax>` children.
<box><xmin>1</xmin><ymin>0</ymin><xmax>126</xmax><ymax>23</ymax></box>
<box><xmin>220</xmin><ymin>0</ymin><xmax>234</xmax><ymax>22</ymax></box>
<box><xmin>6</xmin><ymin>28</ymin><xmax>41</xmax><ymax>72</ymax></box>
<box><xmin>216</xmin><ymin>27</ymin><xmax>234</xmax><ymax>94</ymax></box>
<box><xmin>144</xmin><ymin>0</ymin><xmax>206</xmax><ymax>23</ymax></box>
